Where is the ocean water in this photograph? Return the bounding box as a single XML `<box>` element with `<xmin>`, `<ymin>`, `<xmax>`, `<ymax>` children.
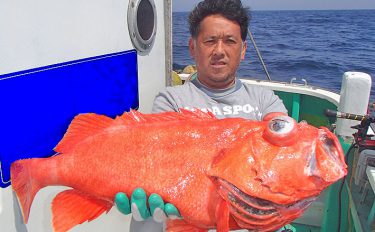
<box><xmin>173</xmin><ymin>10</ymin><xmax>375</xmax><ymax>101</ymax></box>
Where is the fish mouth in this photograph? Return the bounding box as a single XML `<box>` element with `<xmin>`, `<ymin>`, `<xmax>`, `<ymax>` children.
<box><xmin>305</xmin><ymin>128</ymin><xmax>347</xmax><ymax>182</ymax></box>
<box><xmin>319</xmin><ymin>127</ymin><xmax>345</xmax><ymax>166</ymax></box>
<box><xmin>215</xmin><ymin>178</ymin><xmax>316</xmax><ymax>230</ymax></box>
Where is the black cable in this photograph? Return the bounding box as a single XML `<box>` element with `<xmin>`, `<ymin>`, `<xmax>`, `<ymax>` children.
<box><xmin>337</xmin><ymin>142</ymin><xmax>358</xmax><ymax>232</ymax></box>
<box><xmin>281</xmin><ymin>226</ymin><xmax>292</xmax><ymax>232</ymax></box>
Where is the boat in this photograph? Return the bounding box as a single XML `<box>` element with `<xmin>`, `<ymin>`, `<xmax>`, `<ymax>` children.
<box><xmin>0</xmin><ymin>0</ymin><xmax>170</xmax><ymax>231</ymax></box>
<box><xmin>0</xmin><ymin>0</ymin><xmax>373</xmax><ymax>231</ymax></box>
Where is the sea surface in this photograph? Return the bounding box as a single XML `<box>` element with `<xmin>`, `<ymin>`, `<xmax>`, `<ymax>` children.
<box><xmin>173</xmin><ymin>10</ymin><xmax>375</xmax><ymax>101</ymax></box>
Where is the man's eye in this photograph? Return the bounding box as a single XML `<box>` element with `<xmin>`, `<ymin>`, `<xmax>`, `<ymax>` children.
<box><xmin>226</xmin><ymin>39</ymin><xmax>237</xmax><ymax>44</ymax></box>
<box><xmin>204</xmin><ymin>40</ymin><xmax>215</xmax><ymax>45</ymax></box>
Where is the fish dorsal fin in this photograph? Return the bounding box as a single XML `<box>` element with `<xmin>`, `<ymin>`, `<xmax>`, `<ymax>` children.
<box><xmin>55</xmin><ymin>113</ymin><xmax>113</xmax><ymax>153</ymax></box>
<box><xmin>52</xmin><ymin>189</ymin><xmax>112</xmax><ymax>232</ymax></box>
<box><xmin>119</xmin><ymin>109</ymin><xmax>216</xmax><ymax>124</ymax></box>
<box><xmin>166</xmin><ymin>219</ymin><xmax>208</xmax><ymax>232</ymax></box>
<box><xmin>56</xmin><ymin>109</ymin><xmax>216</xmax><ymax>153</ymax></box>
<box><xmin>119</xmin><ymin>109</ymin><xmax>148</xmax><ymax>123</ymax></box>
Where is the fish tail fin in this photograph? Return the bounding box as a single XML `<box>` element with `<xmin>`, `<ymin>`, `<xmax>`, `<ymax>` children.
<box><xmin>10</xmin><ymin>159</ymin><xmax>42</xmax><ymax>223</ymax></box>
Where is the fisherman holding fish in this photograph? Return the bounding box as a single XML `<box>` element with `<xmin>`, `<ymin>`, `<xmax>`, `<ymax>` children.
<box><xmin>115</xmin><ymin>0</ymin><xmax>291</xmax><ymax>231</ymax></box>
<box><xmin>10</xmin><ymin>0</ymin><xmax>347</xmax><ymax>230</ymax></box>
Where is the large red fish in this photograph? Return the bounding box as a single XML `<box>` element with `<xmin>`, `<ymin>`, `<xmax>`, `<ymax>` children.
<box><xmin>11</xmin><ymin>110</ymin><xmax>347</xmax><ymax>232</ymax></box>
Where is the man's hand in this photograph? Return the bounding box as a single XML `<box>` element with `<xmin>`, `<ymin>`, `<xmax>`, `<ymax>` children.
<box><xmin>115</xmin><ymin>188</ymin><xmax>181</xmax><ymax>223</ymax></box>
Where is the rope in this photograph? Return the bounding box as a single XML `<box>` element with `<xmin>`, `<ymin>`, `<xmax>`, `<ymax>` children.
<box><xmin>247</xmin><ymin>28</ymin><xmax>272</xmax><ymax>81</ymax></box>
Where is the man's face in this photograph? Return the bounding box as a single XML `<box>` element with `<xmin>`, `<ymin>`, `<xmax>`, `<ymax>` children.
<box><xmin>189</xmin><ymin>14</ymin><xmax>247</xmax><ymax>89</ymax></box>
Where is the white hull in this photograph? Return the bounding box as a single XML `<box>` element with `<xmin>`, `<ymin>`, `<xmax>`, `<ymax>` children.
<box><xmin>0</xmin><ymin>0</ymin><xmax>169</xmax><ymax>231</ymax></box>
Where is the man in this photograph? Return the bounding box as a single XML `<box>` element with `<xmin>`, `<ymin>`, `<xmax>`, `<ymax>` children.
<box><xmin>152</xmin><ymin>1</ymin><xmax>286</xmax><ymax>119</ymax></box>
<box><xmin>116</xmin><ymin>0</ymin><xmax>288</xmax><ymax>231</ymax></box>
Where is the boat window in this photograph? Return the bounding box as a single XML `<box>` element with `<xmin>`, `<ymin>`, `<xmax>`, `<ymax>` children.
<box><xmin>128</xmin><ymin>0</ymin><xmax>157</xmax><ymax>54</ymax></box>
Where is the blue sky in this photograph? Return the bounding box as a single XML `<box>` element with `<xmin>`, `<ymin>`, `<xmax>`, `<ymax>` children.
<box><xmin>173</xmin><ymin>0</ymin><xmax>375</xmax><ymax>12</ymax></box>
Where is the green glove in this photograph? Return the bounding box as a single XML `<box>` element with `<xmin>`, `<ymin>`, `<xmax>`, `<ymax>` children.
<box><xmin>115</xmin><ymin>188</ymin><xmax>181</xmax><ymax>222</ymax></box>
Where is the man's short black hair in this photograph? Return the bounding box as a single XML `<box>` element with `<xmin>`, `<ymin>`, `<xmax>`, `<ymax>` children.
<box><xmin>189</xmin><ymin>0</ymin><xmax>251</xmax><ymax>41</ymax></box>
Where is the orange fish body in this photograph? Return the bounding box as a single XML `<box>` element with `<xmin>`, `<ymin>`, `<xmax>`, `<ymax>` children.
<box><xmin>10</xmin><ymin>110</ymin><xmax>347</xmax><ymax>232</ymax></box>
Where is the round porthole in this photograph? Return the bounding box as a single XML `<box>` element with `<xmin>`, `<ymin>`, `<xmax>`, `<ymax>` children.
<box><xmin>128</xmin><ymin>0</ymin><xmax>157</xmax><ymax>54</ymax></box>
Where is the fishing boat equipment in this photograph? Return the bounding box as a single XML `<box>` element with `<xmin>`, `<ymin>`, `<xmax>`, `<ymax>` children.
<box><xmin>325</xmin><ymin>109</ymin><xmax>375</xmax><ymax>231</ymax></box>
<box><xmin>290</xmin><ymin>77</ymin><xmax>308</xmax><ymax>86</ymax></box>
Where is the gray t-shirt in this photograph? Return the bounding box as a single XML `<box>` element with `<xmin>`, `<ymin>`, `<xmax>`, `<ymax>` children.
<box><xmin>152</xmin><ymin>77</ymin><xmax>287</xmax><ymax>120</ymax></box>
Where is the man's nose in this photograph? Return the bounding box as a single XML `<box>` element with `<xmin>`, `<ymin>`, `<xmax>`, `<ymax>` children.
<box><xmin>213</xmin><ymin>40</ymin><xmax>225</xmax><ymax>56</ymax></box>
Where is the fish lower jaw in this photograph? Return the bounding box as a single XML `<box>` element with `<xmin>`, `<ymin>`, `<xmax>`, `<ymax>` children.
<box><xmin>215</xmin><ymin>178</ymin><xmax>316</xmax><ymax>231</ymax></box>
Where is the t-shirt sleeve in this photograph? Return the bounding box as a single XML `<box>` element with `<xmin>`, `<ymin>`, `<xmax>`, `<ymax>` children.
<box><xmin>151</xmin><ymin>89</ymin><xmax>179</xmax><ymax>113</ymax></box>
<box><xmin>260</xmin><ymin>88</ymin><xmax>288</xmax><ymax>118</ymax></box>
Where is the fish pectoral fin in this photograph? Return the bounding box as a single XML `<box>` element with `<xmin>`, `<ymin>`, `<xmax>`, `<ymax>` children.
<box><xmin>166</xmin><ymin>219</ymin><xmax>208</xmax><ymax>232</ymax></box>
<box><xmin>215</xmin><ymin>200</ymin><xmax>230</xmax><ymax>232</ymax></box>
<box><xmin>52</xmin><ymin>189</ymin><xmax>112</xmax><ymax>232</ymax></box>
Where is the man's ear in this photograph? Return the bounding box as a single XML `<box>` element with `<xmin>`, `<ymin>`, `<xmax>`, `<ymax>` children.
<box><xmin>189</xmin><ymin>37</ymin><xmax>195</xmax><ymax>58</ymax></box>
<box><xmin>241</xmin><ymin>41</ymin><xmax>247</xmax><ymax>60</ymax></box>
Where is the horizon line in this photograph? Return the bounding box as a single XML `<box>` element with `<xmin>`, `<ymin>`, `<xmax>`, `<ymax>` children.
<box><xmin>173</xmin><ymin>8</ymin><xmax>375</xmax><ymax>13</ymax></box>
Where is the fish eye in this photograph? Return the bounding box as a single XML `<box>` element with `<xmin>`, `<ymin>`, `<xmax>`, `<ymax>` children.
<box><xmin>263</xmin><ymin>116</ymin><xmax>298</xmax><ymax>146</ymax></box>
<box><xmin>269</xmin><ymin>118</ymin><xmax>294</xmax><ymax>134</ymax></box>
